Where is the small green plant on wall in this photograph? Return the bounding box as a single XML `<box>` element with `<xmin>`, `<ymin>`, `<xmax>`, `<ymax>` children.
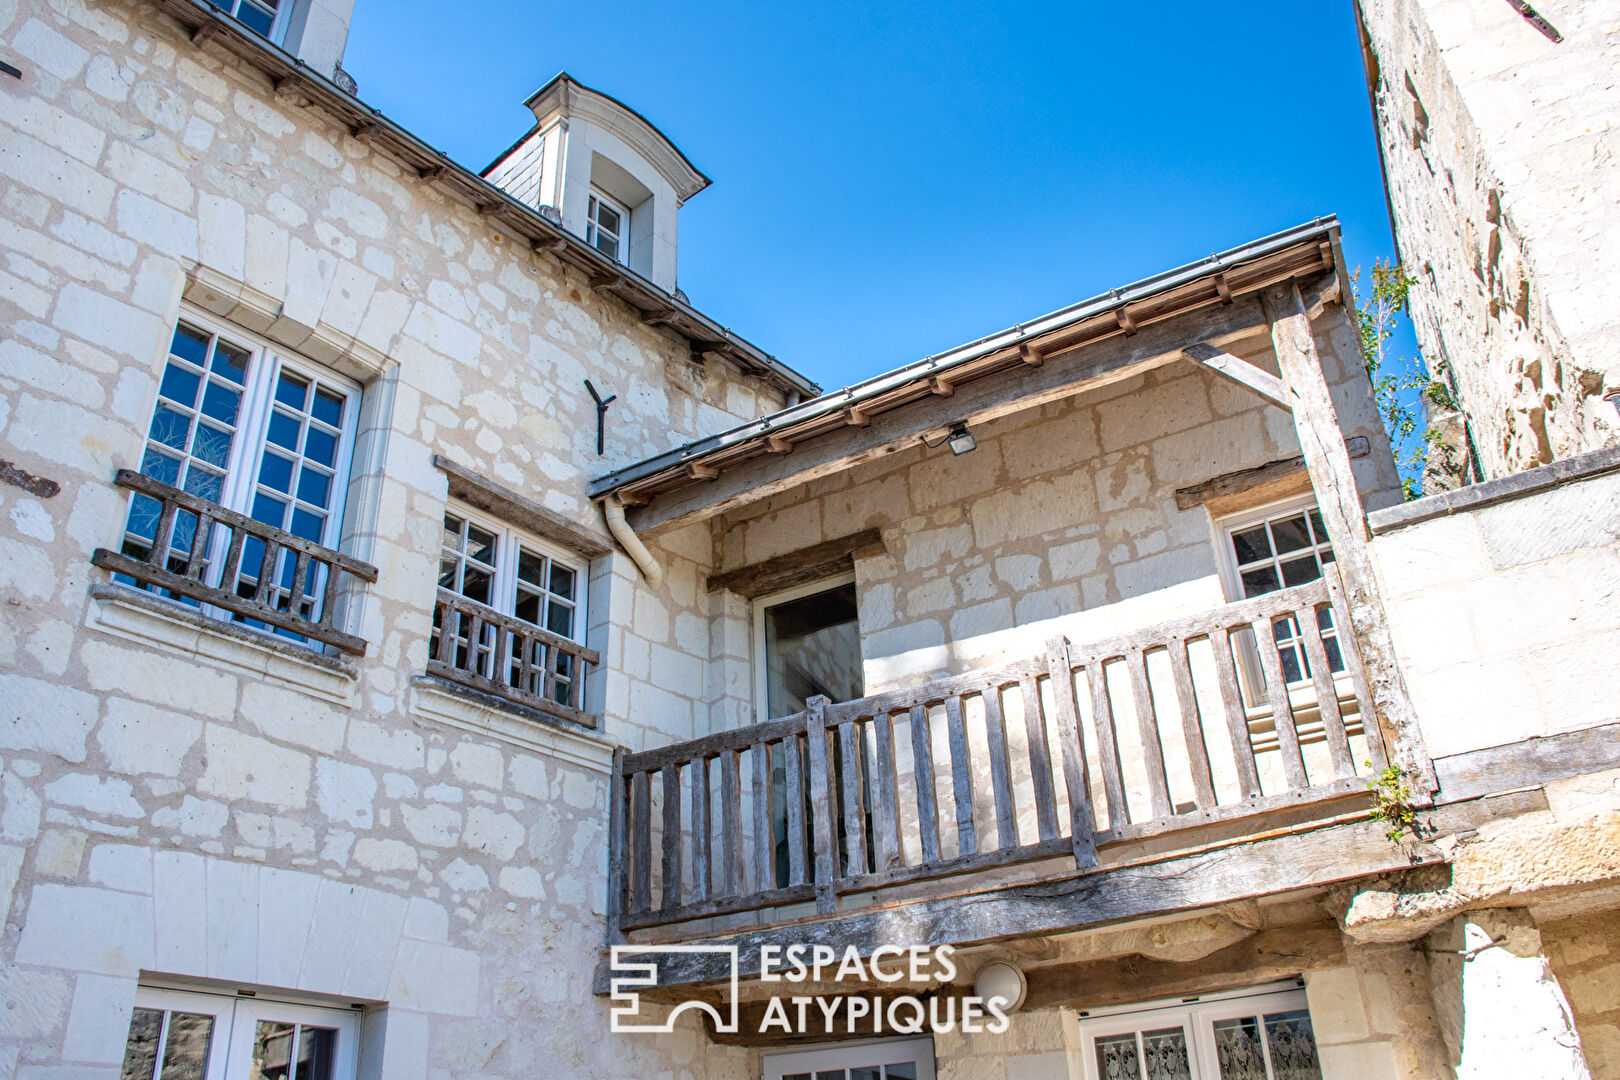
<box><xmin>1366</xmin><ymin>760</ymin><xmax>1419</xmax><ymax>844</ymax></box>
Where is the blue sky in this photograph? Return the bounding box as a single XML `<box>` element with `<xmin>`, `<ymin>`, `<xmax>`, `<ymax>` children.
<box><xmin>345</xmin><ymin>0</ymin><xmax>1409</xmax><ymax>393</ymax></box>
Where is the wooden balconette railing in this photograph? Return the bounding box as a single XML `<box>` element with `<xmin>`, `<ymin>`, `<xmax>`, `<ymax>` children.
<box><xmin>429</xmin><ymin>588</ymin><xmax>600</xmax><ymax>728</ymax></box>
<box><xmin>608</xmin><ymin>576</ymin><xmax>1388</xmax><ymax>933</ymax></box>
<box><xmin>93</xmin><ymin>469</ymin><xmax>378</xmax><ymax>655</ymax></box>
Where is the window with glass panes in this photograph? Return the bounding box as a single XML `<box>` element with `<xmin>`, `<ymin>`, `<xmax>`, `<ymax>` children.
<box><xmin>120</xmin><ymin>987</ymin><xmax>358</xmax><ymax>1080</ymax></box>
<box><xmin>207</xmin><ymin>0</ymin><xmax>282</xmax><ymax>38</ymax></box>
<box><xmin>586</xmin><ymin>190</ymin><xmax>628</xmax><ymax>262</ymax></box>
<box><xmin>434</xmin><ymin>507</ymin><xmax>586</xmax><ymax>704</ymax></box>
<box><xmin>119</xmin><ymin>318</ymin><xmax>359</xmax><ymax>635</ymax></box>
<box><xmin>1221</xmin><ymin>499</ymin><xmax>1344</xmax><ymax>687</ymax></box>
<box><xmin>763</xmin><ymin>1036</ymin><xmax>934</xmax><ymax>1080</ymax></box>
<box><xmin>1078</xmin><ymin>983</ymin><xmax>1322</xmax><ymax>1080</ymax></box>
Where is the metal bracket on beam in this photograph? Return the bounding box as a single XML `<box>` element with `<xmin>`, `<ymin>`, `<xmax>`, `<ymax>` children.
<box><xmin>1505</xmin><ymin>0</ymin><xmax>1562</xmax><ymax>42</ymax></box>
<box><xmin>0</xmin><ymin>58</ymin><xmax>19</xmax><ymax>80</ymax></box>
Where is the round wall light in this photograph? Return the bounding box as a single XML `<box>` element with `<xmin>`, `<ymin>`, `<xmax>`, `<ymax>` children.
<box><xmin>973</xmin><ymin>960</ymin><xmax>1027</xmax><ymax>1015</ymax></box>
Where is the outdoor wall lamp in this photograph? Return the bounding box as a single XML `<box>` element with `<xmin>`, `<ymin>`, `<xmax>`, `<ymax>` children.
<box><xmin>973</xmin><ymin>960</ymin><xmax>1027</xmax><ymax>1015</ymax></box>
<box><xmin>945</xmin><ymin>422</ymin><xmax>977</xmax><ymax>456</ymax></box>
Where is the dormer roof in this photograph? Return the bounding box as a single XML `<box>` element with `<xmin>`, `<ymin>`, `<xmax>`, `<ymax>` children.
<box><xmin>517</xmin><ymin>71</ymin><xmax>712</xmax><ymax>205</ymax></box>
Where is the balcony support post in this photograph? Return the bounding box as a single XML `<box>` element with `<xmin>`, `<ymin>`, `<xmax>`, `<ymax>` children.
<box><xmin>805</xmin><ymin>696</ymin><xmax>838</xmax><ymax>914</ymax></box>
<box><xmin>606</xmin><ymin>746</ymin><xmax>628</xmax><ymax>944</ymax></box>
<box><xmin>1263</xmin><ymin>282</ymin><xmax>1436</xmax><ymax>796</ymax></box>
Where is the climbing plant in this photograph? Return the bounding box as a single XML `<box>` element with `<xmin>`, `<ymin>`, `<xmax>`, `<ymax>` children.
<box><xmin>1350</xmin><ymin>261</ymin><xmax>1451</xmax><ymax>499</ymax></box>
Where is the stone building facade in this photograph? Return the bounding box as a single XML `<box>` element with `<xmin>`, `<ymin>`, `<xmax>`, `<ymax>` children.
<box><xmin>1353</xmin><ymin>0</ymin><xmax>1620</xmax><ymax>479</ymax></box>
<box><xmin>1</xmin><ymin>1</ymin><xmax>1617</xmax><ymax>1079</ymax></box>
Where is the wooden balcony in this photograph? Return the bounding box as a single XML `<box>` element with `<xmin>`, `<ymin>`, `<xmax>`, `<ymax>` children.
<box><xmin>92</xmin><ymin>470</ymin><xmax>378</xmax><ymax>655</ymax></box>
<box><xmin>428</xmin><ymin>588</ymin><xmax>601</xmax><ymax>728</ymax></box>
<box><xmin>608</xmin><ymin>576</ymin><xmax>1389</xmax><ymax>937</ymax></box>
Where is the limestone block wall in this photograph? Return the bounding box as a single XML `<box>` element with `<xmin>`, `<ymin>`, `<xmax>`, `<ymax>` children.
<box><xmin>1355</xmin><ymin>0</ymin><xmax>1620</xmax><ymax>476</ymax></box>
<box><xmin>1542</xmin><ymin>906</ymin><xmax>1620</xmax><ymax>1079</ymax></box>
<box><xmin>1370</xmin><ymin>461</ymin><xmax>1620</xmax><ymax>759</ymax></box>
<box><xmin>0</xmin><ymin>0</ymin><xmax>791</xmax><ymax>1073</ymax></box>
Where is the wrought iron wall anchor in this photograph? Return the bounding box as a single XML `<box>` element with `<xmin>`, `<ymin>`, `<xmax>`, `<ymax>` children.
<box><xmin>585</xmin><ymin>379</ymin><xmax>617</xmax><ymax>456</ymax></box>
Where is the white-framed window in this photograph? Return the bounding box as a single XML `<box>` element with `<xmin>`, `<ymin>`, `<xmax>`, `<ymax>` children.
<box><xmin>752</xmin><ymin>572</ymin><xmax>864</xmax><ymax>722</ymax></box>
<box><xmin>432</xmin><ymin>503</ymin><xmax>589</xmax><ymax>701</ymax></box>
<box><xmin>207</xmin><ymin>0</ymin><xmax>290</xmax><ymax>42</ymax></box>
<box><xmin>586</xmin><ymin>189</ymin><xmax>630</xmax><ymax>262</ymax></box>
<box><xmin>119</xmin><ymin>313</ymin><xmax>362</xmax><ymax>632</ymax></box>
<box><xmin>1213</xmin><ymin>494</ymin><xmax>1345</xmax><ymax>700</ymax></box>
<box><xmin>763</xmin><ymin>1035</ymin><xmax>935</xmax><ymax>1080</ymax></box>
<box><xmin>1077</xmin><ymin>981</ymin><xmax>1322</xmax><ymax>1080</ymax></box>
<box><xmin>120</xmin><ymin>986</ymin><xmax>360</xmax><ymax>1080</ymax></box>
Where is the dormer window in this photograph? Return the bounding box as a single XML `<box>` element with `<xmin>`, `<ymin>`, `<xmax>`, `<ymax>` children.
<box><xmin>208</xmin><ymin>0</ymin><xmax>282</xmax><ymax>39</ymax></box>
<box><xmin>587</xmin><ymin>189</ymin><xmax>629</xmax><ymax>262</ymax></box>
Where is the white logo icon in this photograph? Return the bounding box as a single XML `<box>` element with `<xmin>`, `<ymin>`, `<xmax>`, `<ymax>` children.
<box><xmin>608</xmin><ymin>944</ymin><xmax>740</xmax><ymax>1033</ymax></box>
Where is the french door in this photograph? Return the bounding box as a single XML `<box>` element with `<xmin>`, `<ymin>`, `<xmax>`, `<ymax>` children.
<box><xmin>120</xmin><ymin>987</ymin><xmax>360</xmax><ymax>1080</ymax></box>
<box><xmin>763</xmin><ymin>1035</ymin><xmax>935</xmax><ymax>1080</ymax></box>
<box><xmin>1078</xmin><ymin>983</ymin><xmax>1323</xmax><ymax>1080</ymax></box>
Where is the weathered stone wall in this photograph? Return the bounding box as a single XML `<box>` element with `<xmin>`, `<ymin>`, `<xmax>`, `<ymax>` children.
<box><xmin>0</xmin><ymin>0</ymin><xmax>786</xmax><ymax>1073</ymax></box>
<box><xmin>1370</xmin><ymin>461</ymin><xmax>1620</xmax><ymax>759</ymax></box>
<box><xmin>1542</xmin><ymin>906</ymin><xmax>1620</xmax><ymax>1080</ymax></box>
<box><xmin>1355</xmin><ymin>0</ymin><xmax>1620</xmax><ymax>477</ymax></box>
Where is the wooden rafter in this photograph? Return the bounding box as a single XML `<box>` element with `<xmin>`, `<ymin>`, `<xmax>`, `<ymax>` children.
<box><xmin>1182</xmin><ymin>342</ymin><xmax>1290</xmax><ymax>408</ymax></box>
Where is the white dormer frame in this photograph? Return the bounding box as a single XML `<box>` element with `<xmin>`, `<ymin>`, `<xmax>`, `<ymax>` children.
<box><xmin>586</xmin><ymin>188</ymin><xmax>632</xmax><ymax>263</ymax></box>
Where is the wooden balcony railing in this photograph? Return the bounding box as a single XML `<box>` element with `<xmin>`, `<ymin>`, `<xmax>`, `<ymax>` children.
<box><xmin>608</xmin><ymin>576</ymin><xmax>1388</xmax><ymax>933</ymax></box>
<box><xmin>428</xmin><ymin>588</ymin><xmax>600</xmax><ymax>728</ymax></box>
<box><xmin>92</xmin><ymin>469</ymin><xmax>378</xmax><ymax>655</ymax></box>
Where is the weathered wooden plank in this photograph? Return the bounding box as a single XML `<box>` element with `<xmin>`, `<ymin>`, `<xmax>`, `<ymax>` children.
<box><xmin>624</xmin><ymin>712</ymin><xmax>805</xmax><ymax>774</ymax></box>
<box><xmin>979</xmin><ymin>686</ymin><xmax>1018</xmax><ymax>851</ymax></box>
<box><xmin>1299</xmin><ymin>609</ymin><xmax>1355</xmax><ymax>780</ymax></box>
<box><xmin>1264</xmin><ymin>281</ymin><xmax>1432</xmax><ymax>794</ymax></box>
<box><xmin>1019</xmin><ymin>676</ymin><xmax>1058</xmax><ymax>840</ymax></box>
<box><xmin>1252</xmin><ymin>617</ymin><xmax>1310</xmax><ymax>791</ymax></box>
<box><xmin>660</xmin><ymin>763</ymin><xmax>682</xmax><ymax>913</ymax></box>
<box><xmin>909</xmin><ymin>704</ymin><xmax>941</xmax><ymax>864</ymax></box>
<box><xmin>1166</xmin><ymin>636</ymin><xmax>1217</xmax><ymax>809</ymax></box>
<box><xmin>783</xmin><ymin>735</ymin><xmax>807</xmax><ymax>886</ymax></box>
<box><xmin>1125</xmin><ymin>648</ymin><xmax>1174</xmax><ymax>820</ymax></box>
<box><xmin>706</xmin><ymin>528</ymin><xmax>884</xmax><ymax>597</ymax></box>
<box><xmin>596</xmin><ymin>789</ymin><xmax>1540</xmax><ymax>989</ymax></box>
<box><xmin>752</xmin><ymin>741</ymin><xmax>775</xmax><ymax>893</ymax></box>
<box><xmin>869</xmin><ymin>710</ymin><xmax>901</xmax><ymax>872</ymax></box>
<box><xmin>1325</xmin><ymin>574</ymin><xmax>1388</xmax><ymax>771</ymax></box>
<box><xmin>1209</xmin><ymin>627</ymin><xmax>1263</xmax><ymax>798</ymax></box>
<box><xmin>805</xmin><ymin>697</ymin><xmax>837</xmax><ymax>913</ymax></box>
<box><xmin>1045</xmin><ymin>639</ymin><xmax>1097</xmax><ymax>868</ymax></box>
<box><xmin>1434</xmin><ymin>720</ymin><xmax>1620</xmax><ymax>803</ymax></box>
<box><xmin>614</xmin><ymin>882</ymin><xmax>820</xmax><ymax>933</ymax></box>
<box><xmin>630</xmin><ymin>769</ymin><xmax>651</xmax><ymax>914</ymax></box>
<box><xmin>1085</xmin><ymin>660</ymin><xmax>1131</xmax><ymax>828</ymax></box>
<box><xmin>691</xmin><ymin>756</ymin><xmax>711</xmax><ymax>901</ymax></box>
<box><xmin>606</xmin><ymin>746</ymin><xmax>628</xmax><ymax>942</ymax></box>
<box><xmin>944</xmin><ymin>695</ymin><xmax>977</xmax><ymax>858</ymax></box>
<box><xmin>827</xmin><ymin>661</ymin><xmax>1043</xmax><ymax>725</ymax></box>
<box><xmin>1175</xmin><ymin>437</ymin><xmax>1371</xmax><ymax>510</ymax></box>
<box><xmin>719</xmin><ymin>750</ymin><xmax>743</xmax><ymax>896</ymax></box>
<box><xmin>837</xmin><ymin>720</ymin><xmax>869</xmax><ymax>877</ymax></box>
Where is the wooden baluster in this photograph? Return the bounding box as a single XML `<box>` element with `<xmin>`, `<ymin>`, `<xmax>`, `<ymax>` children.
<box><xmin>784</xmin><ymin>730</ymin><xmax>807</xmax><ymax>886</ymax></box>
<box><xmin>252</xmin><ymin>538</ymin><xmax>281</xmax><ymax>606</ymax></box>
<box><xmin>1126</xmin><ymin>647</ymin><xmax>1174</xmax><ymax>820</ymax></box>
<box><xmin>218</xmin><ymin>525</ymin><xmax>248</xmax><ymax>590</ymax></box>
<box><xmin>660</xmin><ymin>763</ymin><xmax>682</xmax><ymax>913</ymax></box>
<box><xmin>869</xmin><ymin>710</ymin><xmax>900</xmax><ymax>873</ymax></box>
<box><xmin>805</xmin><ymin>697</ymin><xmax>837</xmax><ymax>912</ymax></box>
<box><xmin>516</xmin><ymin>626</ymin><xmax>535</xmax><ymax>701</ymax></box>
<box><xmin>908</xmin><ymin>703</ymin><xmax>941</xmax><ymax>864</ymax></box>
<box><xmin>538</xmin><ymin>637</ymin><xmax>556</xmax><ymax>705</ymax></box>
<box><xmin>1300</xmin><ymin>603</ymin><xmax>1356</xmax><ymax>779</ymax></box>
<box><xmin>719</xmin><ymin>749</ymin><xmax>743</xmax><ymax>896</ymax></box>
<box><xmin>606</xmin><ymin>747</ymin><xmax>628</xmax><ymax>941</ymax></box>
<box><xmin>1086</xmin><ymin>659</ymin><xmax>1131</xmax><ymax>828</ymax></box>
<box><xmin>752</xmin><ymin>741</ymin><xmax>774</xmax><ymax>893</ymax></box>
<box><xmin>630</xmin><ymin>769</ymin><xmax>652</xmax><ymax>915</ymax></box>
<box><xmin>466</xmin><ymin>612</ymin><xmax>486</xmax><ymax>678</ymax></box>
<box><xmin>1046</xmin><ymin>639</ymin><xmax>1097</xmax><ymax>868</ymax></box>
<box><xmin>319</xmin><ymin>558</ymin><xmax>342</xmax><ymax>627</ymax></box>
<box><xmin>1253</xmin><ymin>615</ymin><xmax>1310</xmax><ymax>790</ymax></box>
<box><xmin>1019</xmin><ymin>676</ymin><xmax>1058</xmax><ymax>840</ymax></box>
<box><xmin>691</xmin><ymin>755</ymin><xmax>711</xmax><ymax>902</ymax></box>
<box><xmin>1210</xmin><ymin>626</ymin><xmax>1263</xmax><ymax>798</ymax></box>
<box><xmin>1168</xmin><ymin>635</ymin><xmax>1217</xmax><ymax>810</ymax></box>
<box><xmin>150</xmin><ymin>497</ymin><xmax>180</xmax><ymax>568</ymax></box>
<box><xmin>288</xmin><ymin>550</ymin><xmax>313</xmax><ymax>619</ymax></box>
<box><xmin>943</xmin><ymin>695</ymin><xmax>976</xmax><ymax>858</ymax></box>
<box><xmin>979</xmin><ymin>686</ymin><xmax>1018</xmax><ymax>851</ymax></box>
<box><xmin>837</xmin><ymin>719</ymin><xmax>869</xmax><ymax>876</ymax></box>
<box><xmin>184</xmin><ymin>511</ymin><xmax>214</xmax><ymax>580</ymax></box>
<box><xmin>1325</xmin><ymin>574</ymin><xmax>1389</xmax><ymax>771</ymax></box>
<box><xmin>434</xmin><ymin>597</ymin><xmax>459</xmax><ymax>666</ymax></box>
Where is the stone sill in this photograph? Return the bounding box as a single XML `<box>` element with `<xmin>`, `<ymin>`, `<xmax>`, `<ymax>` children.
<box><xmin>409</xmin><ymin>674</ymin><xmax>615</xmax><ymax>774</ymax></box>
<box><xmin>1368</xmin><ymin>444</ymin><xmax>1620</xmax><ymax>534</ymax></box>
<box><xmin>86</xmin><ymin>583</ymin><xmax>358</xmax><ymax>706</ymax></box>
